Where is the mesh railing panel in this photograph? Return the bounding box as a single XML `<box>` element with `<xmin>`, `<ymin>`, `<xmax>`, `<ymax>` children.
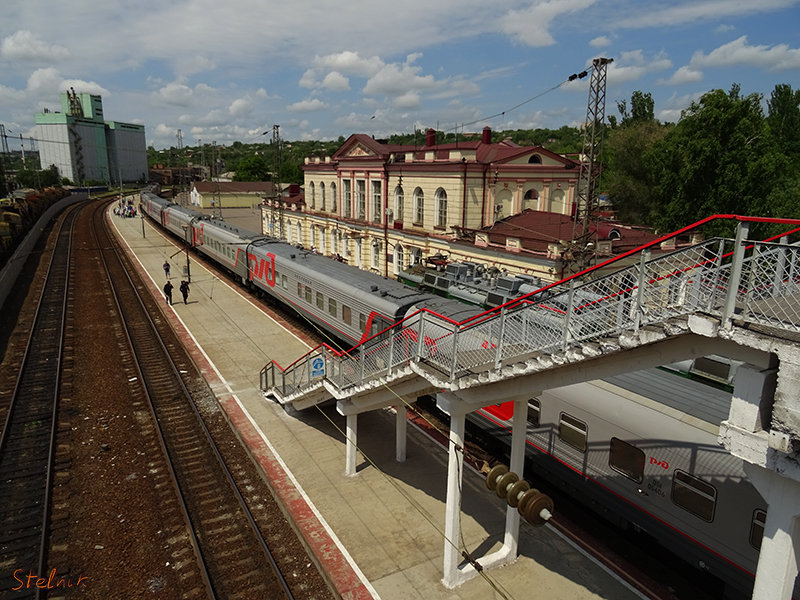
<box><xmin>263</xmin><ymin>234</ymin><xmax>800</xmax><ymax>400</ymax></box>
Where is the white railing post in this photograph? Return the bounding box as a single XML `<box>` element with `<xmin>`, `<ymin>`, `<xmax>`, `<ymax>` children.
<box><xmin>494</xmin><ymin>306</ymin><xmax>508</xmax><ymax>370</ymax></box>
<box><xmin>416</xmin><ymin>313</ymin><xmax>426</xmax><ymax>362</ymax></box>
<box><xmin>633</xmin><ymin>250</ymin><xmax>649</xmax><ymax>332</ymax></box>
<box><xmin>722</xmin><ymin>221</ymin><xmax>750</xmax><ymax>327</ymax></box>
<box><xmin>387</xmin><ymin>331</ymin><xmax>396</xmax><ymax>375</ymax></box>
<box><xmin>449</xmin><ymin>324</ymin><xmax>460</xmax><ymax>379</ymax></box>
<box><xmin>562</xmin><ymin>280</ymin><xmax>576</xmax><ymax>349</ymax></box>
<box><xmin>774</xmin><ymin>236</ymin><xmax>788</xmax><ymax>296</ymax></box>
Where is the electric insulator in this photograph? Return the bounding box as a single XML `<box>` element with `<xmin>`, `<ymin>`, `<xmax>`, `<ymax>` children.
<box><xmin>485</xmin><ymin>464</ymin><xmax>508</xmax><ymax>491</ymax></box>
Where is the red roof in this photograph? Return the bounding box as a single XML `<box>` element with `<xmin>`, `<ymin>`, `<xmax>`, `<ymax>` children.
<box><xmin>471</xmin><ymin>209</ymin><xmax>658</xmax><ymax>255</ymax></box>
<box><xmin>193</xmin><ymin>181</ymin><xmax>276</xmax><ymax>194</ymax></box>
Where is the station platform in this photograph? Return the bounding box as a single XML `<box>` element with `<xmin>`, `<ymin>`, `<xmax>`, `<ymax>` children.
<box><xmin>109</xmin><ymin>203</ymin><xmax>647</xmax><ymax>600</ymax></box>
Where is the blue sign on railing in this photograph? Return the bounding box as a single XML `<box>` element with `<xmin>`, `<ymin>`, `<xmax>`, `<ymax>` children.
<box><xmin>311</xmin><ymin>356</ymin><xmax>325</xmax><ymax>379</ymax></box>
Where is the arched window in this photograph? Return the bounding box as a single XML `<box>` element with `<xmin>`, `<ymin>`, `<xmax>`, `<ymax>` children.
<box><xmin>330</xmin><ymin>182</ymin><xmax>337</xmax><ymax>213</ymax></box>
<box><xmin>394</xmin><ymin>244</ymin><xmax>405</xmax><ymax>275</ymax></box>
<box><xmin>410</xmin><ymin>247</ymin><xmax>422</xmax><ymax>265</ymax></box>
<box><xmin>371</xmin><ymin>240</ymin><xmax>381</xmax><ymax>269</ymax></box>
<box><xmin>309</xmin><ymin>182</ymin><xmax>316</xmax><ymax>209</ymax></box>
<box><xmin>394</xmin><ymin>185</ymin><xmax>404</xmax><ymax>222</ymax></box>
<box><xmin>523</xmin><ymin>188</ymin><xmax>539</xmax><ymax>211</ymax></box>
<box><xmin>286</xmin><ymin>219</ymin><xmax>293</xmax><ymax>244</ymax></box>
<box><xmin>434</xmin><ymin>188</ymin><xmax>447</xmax><ymax>228</ymax></box>
<box><xmin>528</xmin><ymin>154</ymin><xmax>542</xmax><ymax>164</ymax></box>
<box><xmin>318</xmin><ymin>226</ymin><xmax>326</xmax><ymax>254</ymax></box>
<box><xmin>495</xmin><ymin>189</ymin><xmax>513</xmax><ymax>220</ymax></box>
<box><xmin>320</xmin><ymin>183</ymin><xmax>326</xmax><ymax>211</ymax></box>
<box><xmin>343</xmin><ymin>180</ymin><xmax>351</xmax><ymax>218</ymax></box>
<box><xmin>413</xmin><ymin>187</ymin><xmax>424</xmax><ymax>225</ymax></box>
<box><xmin>551</xmin><ymin>189</ymin><xmax>566</xmax><ymax>214</ymax></box>
<box><xmin>296</xmin><ymin>222</ymin><xmax>302</xmax><ymax>244</ymax></box>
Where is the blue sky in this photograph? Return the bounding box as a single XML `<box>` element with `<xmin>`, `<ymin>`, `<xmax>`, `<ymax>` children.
<box><xmin>1</xmin><ymin>0</ymin><xmax>799</xmax><ymax>151</ymax></box>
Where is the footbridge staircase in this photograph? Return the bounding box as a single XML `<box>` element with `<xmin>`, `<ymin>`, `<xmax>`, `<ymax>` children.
<box><xmin>260</xmin><ymin>215</ymin><xmax>800</xmax><ymax>600</ymax></box>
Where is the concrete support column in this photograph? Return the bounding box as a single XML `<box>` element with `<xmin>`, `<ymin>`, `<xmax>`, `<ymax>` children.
<box><xmin>503</xmin><ymin>398</ymin><xmax>528</xmax><ymax>555</ymax></box>
<box><xmin>395</xmin><ymin>404</ymin><xmax>407</xmax><ymax>463</ymax></box>
<box><xmin>345</xmin><ymin>413</ymin><xmax>357</xmax><ymax>476</ymax></box>
<box><xmin>743</xmin><ymin>462</ymin><xmax>800</xmax><ymax>600</ymax></box>
<box><xmin>441</xmin><ymin>397</ymin><xmax>466</xmax><ymax>588</ymax></box>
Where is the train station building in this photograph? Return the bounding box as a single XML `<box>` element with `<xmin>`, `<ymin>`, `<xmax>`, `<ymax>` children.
<box><xmin>264</xmin><ymin>127</ymin><xmax>657</xmax><ymax>284</ymax></box>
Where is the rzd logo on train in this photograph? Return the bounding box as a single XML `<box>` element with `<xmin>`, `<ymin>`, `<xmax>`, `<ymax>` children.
<box><xmin>248</xmin><ymin>252</ymin><xmax>276</xmax><ymax>287</ymax></box>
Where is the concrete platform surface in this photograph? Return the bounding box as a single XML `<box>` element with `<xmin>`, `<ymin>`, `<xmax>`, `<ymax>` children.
<box><xmin>109</xmin><ymin>203</ymin><xmax>646</xmax><ymax>600</ymax></box>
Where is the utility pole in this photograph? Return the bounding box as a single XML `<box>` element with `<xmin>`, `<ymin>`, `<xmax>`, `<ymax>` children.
<box><xmin>176</xmin><ymin>129</ymin><xmax>184</xmax><ymax>204</ymax></box>
<box><xmin>574</xmin><ymin>57</ymin><xmax>613</xmax><ymax>238</ymax></box>
<box><xmin>272</xmin><ymin>125</ymin><xmax>283</xmax><ymax>238</ymax></box>
<box><xmin>570</xmin><ymin>57</ymin><xmax>613</xmax><ymax>274</ymax></box>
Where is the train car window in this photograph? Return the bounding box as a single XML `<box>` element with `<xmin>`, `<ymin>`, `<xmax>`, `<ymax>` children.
<box><xmin>359</xmin><ymin>313</ymin><xmax>367</xmax><ymax>332</ymax></box>
<box><xmin>281</xmin><ymin>274</ymin><xmax>288</xmax><ymax>290</ymax></box>
<box><xmin>316</xmin><ymin>292</ymin><xmax>324</xmax><ymax>309</ymax></box>
<box><xmin>608</xmin><ymin>438</ymin><xmax>645</xmax><ymax>483</ymax></box>
<box><xmin>527</xmin><ymin>398</ymin><xmax>541</xmax><ymax>427</ymax></box>
<box><xmin>672</xmin><ymin>470</ymin><xmax>716</xmax><ymax>522</ymax></box>
<box><xmin>342</xmin><ymin>305</ymin><xmax>352</xmax><ymax>325</ymax></box>
<box><xmin>305</xmin><ymin>286</ymin><xmax>312</xmax><ymax>303</ymax></box>
<box><xmin>328</xmin><ymin>298</ymin><xmax>337</xmax><ymax>317</ymax></box>
<box><xmin>297</xmin><ymin>282</ymin><xmax>302</xmax><ymax>297</ymax></box>
<box><xmin>749</xmin><ymin>509</ymin><xmax>767</xmax><ymax>550</ymax></box>
<box><xmin>558</xmin><ymin>413</ymin><xmax>587</xmax><ymax>453</ymax></box>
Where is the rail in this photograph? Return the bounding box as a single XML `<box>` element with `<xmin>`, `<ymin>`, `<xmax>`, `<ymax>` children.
<box><xmin>260</xmin><ymin>216</ymin><xmax>800</xmax><ymax>402</ymax></box>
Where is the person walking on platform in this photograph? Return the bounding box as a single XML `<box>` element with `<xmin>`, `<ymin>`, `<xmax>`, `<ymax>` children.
<box><xmin>179</xmin><ymin>280</ymin><xmax>190</xmax><ymax>305</ymax></box>
<box><xmin>164</xmin><ymin>280</ymin><xmax>174</xmax><ymax>305</ymax></box>
<box><xmin>163</xmin><ymin>260</ymin><xmax>171</xmax><ymax>279</ymax></box>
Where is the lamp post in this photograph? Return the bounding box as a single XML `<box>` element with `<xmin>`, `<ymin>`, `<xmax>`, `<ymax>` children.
<box><xmin>181</xmin><ymin>225</ymin><xmax>192</xmax><ymax>283</ymax></box>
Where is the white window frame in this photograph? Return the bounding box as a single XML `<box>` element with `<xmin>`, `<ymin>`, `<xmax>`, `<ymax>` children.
<box><xmin>394</xmin><ymin>185</ymin><xmax>404</xmax><ymax>223</ymax></box>
<box><xmin>371</xmin><ymin>180</ymin><xmax>382</xmax><ymax>224</ymax></box>
<box><xmin>435</xmin><ymin>187</ymin><xmax>447</xmax><ymax>228</ymax></box>
<box><xmin>413</xmin><ymin>187</ymin><xmax>424</xmax><ymax>225</ymax></box>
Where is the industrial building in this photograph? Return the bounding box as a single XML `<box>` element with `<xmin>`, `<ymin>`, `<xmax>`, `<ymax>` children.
<box><xmin>34</xmin><ymin>90</ymin><xmax>147</xmax><ymax>185</ymax></box>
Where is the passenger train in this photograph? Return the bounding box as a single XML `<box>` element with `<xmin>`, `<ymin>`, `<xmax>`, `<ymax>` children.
<box><xmin>138</xmin><ymin>191</ymin><xmax>790</xmax><ymax>600</ymax></box>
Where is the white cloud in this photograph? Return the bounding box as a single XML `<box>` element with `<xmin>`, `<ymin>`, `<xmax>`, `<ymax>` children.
<box><xmin>690</xmin><ymin>35</ymin><xmax>800</xmax><ymax>71</ymax></box>
<box><xmin>313</xmin><ymin>51</ymin><xmax>385</xmax><ymax>78</ymax></box>
<box><xmin>363</xmin><ymin>59</ymin><xmax>435</xmax><ymax>96</ymax></box>
<box><xmin>153</xmin><ymin>82</ymin><xmax>195</xmax><ymax>107</ymax></box>
<box><xmin>287</xmin><ymin>98</ymin><xmax>328</xmax><ymax>112</ymax></box>
<box><xmin>1</xmin><ymin>30</ymin><xmax>69</xmax><ymax>62</ymax></box>
<box><xmin>590</xmin><ymin>36</ymin><xmax>611</xmax><ymax>48</ymax></box>
<box><xmin>321</xmin><ymin>71</ymin><xmax>350</xmax><ymax>91</ymax></box>
<box><xmin>229</xmin><ymin>97</ymin><xmax>252</xmax><ymax>117</ymax></box>
<box><xmin>616</xmin><ymin>0</ymin><xmax>798</xmax><ymax>29</ymax></box>
<box><xmin>659</xmin><ymin>65</ymin><xmax>704</xmax><ymax>85</ymax></box>
<box><xmin>607</xmin><ymin>50</ymin><xmax>673</xmax><ymax>84</ymax></box>
<box><xmin>497</xmin><ymin>0</ymin><xmax>597</xmax><ymax>47</ymax></box>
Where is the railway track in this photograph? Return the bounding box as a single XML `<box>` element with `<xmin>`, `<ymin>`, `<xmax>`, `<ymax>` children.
<box><xmin>90</xmin><ymin>201</ymin><xmax>301</xmax><ymax>599</ymax></box>
<box><xmin>0</xmin><ymin>205</ymin><xmax>79</xmax><ymax>599</ymax></box>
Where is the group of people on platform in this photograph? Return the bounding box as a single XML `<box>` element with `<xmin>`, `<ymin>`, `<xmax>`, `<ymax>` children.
<box><xmin>162</xmin><ymin>260</ymin><xmax>190</xmax><ymax>305</ymax></box>
<box><xmin>114</xmin><ymin>197</ymin><xmax>137</xmax><ymax>218</ymax></box>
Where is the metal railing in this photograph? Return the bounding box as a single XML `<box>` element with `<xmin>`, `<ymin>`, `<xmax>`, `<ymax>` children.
<box><xmin>260</xmin><ymin>216</ymin><xmax>800</xmax><ymax>402</ymax></box>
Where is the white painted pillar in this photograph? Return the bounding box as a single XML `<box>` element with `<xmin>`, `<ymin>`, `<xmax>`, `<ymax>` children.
<box><xmin>345</xmin><ymin>413</ymin><xmax>357</xmax><ymax>476</ymax></box>
<box><xmin>395</xmin><ymin>404</ymin><xmax>407</xmax><ymax>462</ymax></box>
<box><xmin>503</xmin><ymin>398</ymin><xmax>528</xmax><ymax>554</ymax></box>
<box><xmin>743</xmin><ymin>462</ymin><xmax>800</xmax><ymax>600</ymax></box>
<box><xmin>442</xmin><ymin>402</ymin><xmax>466</xmax><ymax>588</ymax></box>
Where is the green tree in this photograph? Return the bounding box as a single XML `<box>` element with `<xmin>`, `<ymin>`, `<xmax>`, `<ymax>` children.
<box><xmin>644</xmin><ymin>85</ymin><xmax>785</xmax><ymax>234</ymax></box>
<box><xmin>605</xmin><ymin>120</ymin><xmax>670</xmax><ymax>223</ymax></box>
<box><xmin>767</xmin><ymin>84</ymin><xmax>800</xmax><ymax>159</ymax></box>
<box><xmin>615</xmin><ymin>91</ymin><xmax>655</xmax><ymax>127</ymax></box>
<box><xmin>233</xmin><ymin>154</ymin><xmax>270</xmax><ymax>181</ymax></box>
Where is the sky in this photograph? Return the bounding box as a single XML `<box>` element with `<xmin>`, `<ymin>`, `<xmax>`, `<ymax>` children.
<box><xmin>1</xmin><ymin>0</ymin><xmax>799</xmax><ymax>152</ymax></box>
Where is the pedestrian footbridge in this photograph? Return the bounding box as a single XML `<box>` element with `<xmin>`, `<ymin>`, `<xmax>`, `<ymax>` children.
<box><xmin>260</xmin><ymin>215</ymin><xmax>800</xmax><ymax>600</ymax></box>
